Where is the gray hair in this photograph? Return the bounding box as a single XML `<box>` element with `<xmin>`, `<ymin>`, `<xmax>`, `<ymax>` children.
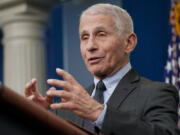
<box><xmin>80</xmin><ymin>3</ymin><xmax>134</xmax><ymax>35</ymax></box>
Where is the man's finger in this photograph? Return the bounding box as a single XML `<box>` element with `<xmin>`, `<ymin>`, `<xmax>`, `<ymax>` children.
<box><xmin>27</xmin><ymin>95</ymin><xmax>35</xmax><ymax>100</ymax></box>
<box><xmin>56</xmin><ymin>68</ymin><xmax>77</xmax><ymax>84</ymax></box>
<box><xmin>24</xmin><ymin>78</ymin><xmax>37</xmax><ymax>97</ymax></box>
<box><xmin>25</xmin><ymin>82</ymin><xmax>31</xmax><ymax>96</ymax></box>
<box><xmin>25</xmin><ymin>82</ymin><xmax>34</xmax><ymax>97</ymax></box>
<box><xmin>31</xmin><ymin>78</ymin><xmax>37</xmax><ymax>92</ymax></box>
<box><xmin>50</xmin><ymin>102</ymin><xmax>75</xmax><ymax>110</ymax></box>
<box><xmin>47</xmin><ymin>79</ymin><xmax>72</xmax><ymax>91</ymax></box>
<box><xmin>46</xmin><ymin>87</ymin><xmax>55</xmax><ymax>103</ymax></box>
<box><xmin>47</xmin><ymin>90</ymin><xmax>72</xmax><ymax>100</ymax></box>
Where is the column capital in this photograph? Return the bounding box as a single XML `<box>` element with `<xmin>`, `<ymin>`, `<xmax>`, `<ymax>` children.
<box><xmin>0</xmin><ymin>0</ymin><xmax>59</xmax><ymax>13</ymax></box>
<box><xmin>0</xmin><ymin>0</ymin><xmax>59</xmax><ymax>26</ymax></box>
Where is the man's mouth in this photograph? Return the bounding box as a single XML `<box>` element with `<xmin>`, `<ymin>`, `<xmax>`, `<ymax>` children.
<box><xmin>88</xmin><ymin>57</ymin><xmax>104</xmax><ymax>64</ymax></box>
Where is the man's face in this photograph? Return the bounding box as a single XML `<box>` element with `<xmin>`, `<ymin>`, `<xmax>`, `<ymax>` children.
<box><xmin>79</xmin><ymin>14</ymin><xmax>129</xmax><ymax>79</ymax></box>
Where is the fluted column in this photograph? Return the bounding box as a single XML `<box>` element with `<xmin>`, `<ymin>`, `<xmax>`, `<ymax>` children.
<box><xmin>2</xmin><ymin>15</ymin><xmax>47</xmax><ymax>94</ymax></box>
<box><xmin>0</xmin><ymin>0</ymin><xmax>59</xmax><ymax>95</ymax></box>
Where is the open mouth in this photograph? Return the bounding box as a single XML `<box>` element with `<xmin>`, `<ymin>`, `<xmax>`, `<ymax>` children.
<box><xmin>88</xmin><ymin>57</ymin><xmax>104</xmax><ymax>64</ymax></box>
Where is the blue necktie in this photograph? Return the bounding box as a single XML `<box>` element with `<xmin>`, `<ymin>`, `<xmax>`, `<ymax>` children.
<box><xmin>83</xmin><ymin>80</ymin><xmax>106</xmax><ymax>133</ymax></box>
<box><xmin>93</xmin><ymin>80</ymin><xmax>106</xmax><ymax>104</ymax></box>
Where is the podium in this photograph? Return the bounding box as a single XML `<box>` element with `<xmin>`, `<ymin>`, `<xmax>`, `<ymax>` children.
<box><xmin>0</xmin><ymin>85</ymin><xmax>95</xmax><ymax>135</ymax></box>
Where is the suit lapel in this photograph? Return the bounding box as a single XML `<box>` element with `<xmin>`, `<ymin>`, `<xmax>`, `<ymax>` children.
<box><xmin>107</xmin><ymin>69</ymin><xmax>140</xmax><ymax>109</ymax></box>
<box><xmin>81</xmin><ymin>70</ymin><xmax>139</xmax><ymax>126</ymax></box>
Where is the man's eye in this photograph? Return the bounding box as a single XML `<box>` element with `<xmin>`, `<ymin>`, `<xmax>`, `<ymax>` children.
<box><xmin>97</xmin><ymin>32</ymin><xmax>106</xmax><ymax>37</ymax></box>
<box><xmin>81</xmin><ymin>35</ymin><xmax>89</xmax><ymax>40</ymax></box>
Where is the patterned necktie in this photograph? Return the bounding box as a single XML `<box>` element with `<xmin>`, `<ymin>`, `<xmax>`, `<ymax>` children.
<box><xmin>93</xmin><ymin>80</ymin><xmax>106</xmax><ymax>104</ymax></box>
<box><xmin>83</xmin><ymin>80</ymin><xmax>106</xmax><ymax>133</ymax></box>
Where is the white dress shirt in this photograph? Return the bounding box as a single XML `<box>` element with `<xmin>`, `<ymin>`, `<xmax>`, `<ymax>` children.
<box><xmin>91</xmin><ymin>63</ymin><xmax>132</xmax><ymax>128</ymax></box>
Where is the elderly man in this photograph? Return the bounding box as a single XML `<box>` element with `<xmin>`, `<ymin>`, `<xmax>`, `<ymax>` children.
<box><xmin>25</xmin><ymin>3</ymin><xmax>180</xmax><ymax>135</ymax></box>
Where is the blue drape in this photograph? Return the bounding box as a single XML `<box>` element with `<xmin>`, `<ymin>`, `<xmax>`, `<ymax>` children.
<box><xmin>46</xmin><ymin>5</ymin><xmax>63</xmax><ymax>81</ymax></box>
<box><xmin>123</xmin><ymin>0</ymin><xmax>171</xmax><ymax>81</ymax></box>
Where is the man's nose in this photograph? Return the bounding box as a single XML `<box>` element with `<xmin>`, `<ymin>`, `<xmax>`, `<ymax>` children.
<box><xmin>87</xmin><ymin>37</ymin><xmax>98</xmax><ymax>52</ymax></box>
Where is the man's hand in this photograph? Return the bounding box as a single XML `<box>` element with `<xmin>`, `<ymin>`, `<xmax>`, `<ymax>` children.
<box><xmin>24</xmin><ymin>78</ymin><xmax>52</xmax><ymax>109</ymax></box>
<box><xmin>47</xmin><ymin>68</ymin><xmax>104</xmax><ymax>121</ymax></box>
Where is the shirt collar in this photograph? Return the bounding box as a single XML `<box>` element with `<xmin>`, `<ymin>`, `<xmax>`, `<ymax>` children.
<box><xmin>94</xmin><ymin>63</ymin><xmax>132</xmax><ymax>93</ymax></box>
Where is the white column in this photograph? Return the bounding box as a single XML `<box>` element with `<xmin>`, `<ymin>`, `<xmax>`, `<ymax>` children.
<box><xmin>2</xmin><ymin>15</ymin><xmax>47</xmax><ymax>95</ymax></box>
<box><xmin>0</xmin><ymin>0</ymin><xmax>59</xmax><ymax>95</ymax></box>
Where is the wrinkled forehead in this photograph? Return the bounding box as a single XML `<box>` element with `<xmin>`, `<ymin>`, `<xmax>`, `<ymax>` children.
<box><xmin>79</xmin><ymin>14</ymin><xmax>116</xmax><ymax>34</ymax></box>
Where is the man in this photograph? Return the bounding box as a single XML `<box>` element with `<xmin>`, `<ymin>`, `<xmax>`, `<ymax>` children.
<box><xmin>25</xmin><ymin>3</ymin><xmax>180</xmax><ymax>135</ymax></box>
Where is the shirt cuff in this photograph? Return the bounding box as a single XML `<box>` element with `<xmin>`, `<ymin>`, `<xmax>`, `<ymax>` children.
<box><xmin>94</xmin><ymin>104</ymin><xmax>107</xmax><ymax>128</ymax></box>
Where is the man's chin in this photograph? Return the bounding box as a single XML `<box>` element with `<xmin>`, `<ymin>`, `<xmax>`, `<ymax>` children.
<box><xmin>90</xmin><ymin>69</ymin><xmax>107</xmax><ymax>79</ymax></box>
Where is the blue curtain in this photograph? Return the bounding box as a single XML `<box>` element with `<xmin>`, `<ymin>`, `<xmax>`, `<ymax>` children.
<box><xmin>46</xmin><ymin>5</ymin><xmax>63</xmax><ymax>81</ymax></box>
<box><xmin>123</xmin><ymin>0</ymin><xmax>171</xmax><ymax>81</ymax></box>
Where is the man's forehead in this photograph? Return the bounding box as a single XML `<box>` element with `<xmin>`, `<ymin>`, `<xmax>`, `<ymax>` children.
<box><xmin>80</xmin><ymin>14</ymin><xmax>114</xmax><ymax>25</ymax></box>
<box><xmin>80</xmin><ymin>26</ymin><xmax>107</xmax><ymax>35</ymax></box>
<box><xmin>79</xmin><ymin>17</ymin><xmax>116</xmax><ymax>35</ymax></box>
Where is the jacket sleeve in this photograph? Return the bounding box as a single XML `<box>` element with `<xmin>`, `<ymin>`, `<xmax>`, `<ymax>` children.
<box><xmin>101</xmin><ymin>84</ymin><xmax>180</xmax><ymax>135</ymax></box>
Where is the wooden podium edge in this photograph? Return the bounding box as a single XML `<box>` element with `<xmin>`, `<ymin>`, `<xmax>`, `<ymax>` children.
<box><xmin>0</xmin><ymin>85</ymin><xmax>95</xmax><ymax>135</ymax></box>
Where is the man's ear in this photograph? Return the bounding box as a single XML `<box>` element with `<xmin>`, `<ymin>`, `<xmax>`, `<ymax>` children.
<box><xmin>124</xmin><ymin>33</ymin><xmax>137</xmax><ymax>53</ymax></box>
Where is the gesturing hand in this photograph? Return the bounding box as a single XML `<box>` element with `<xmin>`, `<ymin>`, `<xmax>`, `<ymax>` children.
<box><xmin>24</xmin><ymin>78</ymin><xmax>52</xmax><ymax>109</ymax></box>
<box><xmin>47</xmin><ymin>68</ymin><xmax>104</xmax><ymax>121</ymax></box>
